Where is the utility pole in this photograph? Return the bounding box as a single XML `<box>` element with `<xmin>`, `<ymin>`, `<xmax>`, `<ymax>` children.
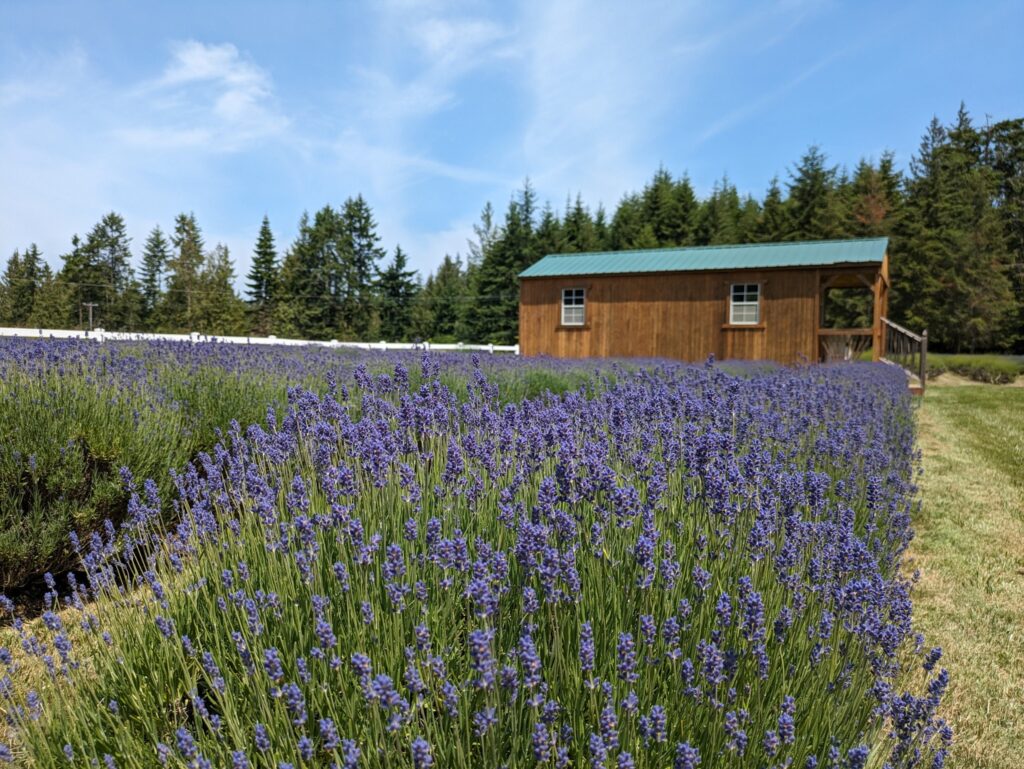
<box><xmin>82</xmin><ymin>302</ymin><xmax>98</xmax><ymax>331</ymax></box>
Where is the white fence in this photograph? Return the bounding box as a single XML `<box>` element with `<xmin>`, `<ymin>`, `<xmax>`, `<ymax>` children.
<box><xmin>0</xmin><ymin>326</ymin><xmax>520</xmax><ymax>355</ymax></box>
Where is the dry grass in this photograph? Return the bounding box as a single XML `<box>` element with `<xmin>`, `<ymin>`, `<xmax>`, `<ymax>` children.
<box><xmin>908</xmin><ymin>384</ymin><xmax>1024</xmax><ymax>769</ymax></box>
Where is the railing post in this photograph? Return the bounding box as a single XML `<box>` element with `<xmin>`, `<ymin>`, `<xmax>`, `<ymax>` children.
<box><xmin>920</xmin><ymin>330</ymin><xmax>928</xmax><ymax>393</ymax></box>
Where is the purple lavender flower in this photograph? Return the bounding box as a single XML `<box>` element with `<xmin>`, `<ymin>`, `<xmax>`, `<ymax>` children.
<box><xmin>411</xmin><ymin>737</ymin><xmax>433</xmax><ymax>769</ymax></box>
<box><xmin>674</xmin><ymin>743</ymin><xmax>701</xmax><ymax>769</ymax></box>
<box><xmin>616</xmin><ymin>633</ymin><xmax>638</xmax><ymax>683</ymax></box>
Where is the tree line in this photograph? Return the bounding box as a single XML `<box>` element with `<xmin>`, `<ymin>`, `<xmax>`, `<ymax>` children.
<box><xmin>1</xmin><ymin>105</ymin><xmax>1020</xmax><ymax>352</ymax></box>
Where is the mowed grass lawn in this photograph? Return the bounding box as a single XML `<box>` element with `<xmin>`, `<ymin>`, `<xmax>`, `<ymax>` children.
<box><xmin>910</xmin><ymin>383</ymin><xmax>1024</xmax><ymax>769</ymax></box>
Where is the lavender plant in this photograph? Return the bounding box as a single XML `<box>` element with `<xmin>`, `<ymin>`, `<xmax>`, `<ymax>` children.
<box><xmin>0</xmin><ymin>356</ymin><xmax>950</xmax><ymax>767</ymax></box>
<box><xmin>0</xmin><ymin>339</ymin><xmax>601</xmax><ymax>588</ymax></box>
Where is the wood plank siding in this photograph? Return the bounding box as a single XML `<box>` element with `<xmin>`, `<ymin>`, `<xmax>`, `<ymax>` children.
<box><xmin>519</xmin><ymin>265</ymin><xmax>879</xmax><ymax>363</ymax></box>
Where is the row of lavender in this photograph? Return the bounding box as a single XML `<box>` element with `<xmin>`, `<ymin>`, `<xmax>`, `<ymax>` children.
<box><xmin>0</xmin><ymin>356</ymin><xmax>949</xmax><ymax>767</ymax></box>
<box><xmin>0</xmin><ymin>339</ymin><xmax>598</xmax><ymax>588</ymax></box>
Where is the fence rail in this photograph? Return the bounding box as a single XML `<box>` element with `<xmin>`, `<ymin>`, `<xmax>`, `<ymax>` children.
<box><xmin>880</xmin><ymin>317</ymin><xmax>927</xmax><ymax>392</ymax></box>
<box><xmin>0</xmin><ymin>326</ymin><xmax>520</xmax><ymax>355</ymax></box>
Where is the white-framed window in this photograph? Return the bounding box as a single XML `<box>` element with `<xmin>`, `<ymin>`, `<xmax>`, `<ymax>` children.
<box><xmin>729</xmin><ymin>283</ymin><xmax>760</xmax><ymax>324</ymax></box>
<box><xmin>561</xmin><ymin>287</ymin><xmax>586</xmax><ymax>326</ymax></box>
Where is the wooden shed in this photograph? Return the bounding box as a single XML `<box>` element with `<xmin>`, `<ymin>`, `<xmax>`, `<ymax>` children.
<box><xmin>518</xmin><ymin>237</ymin><xmax>890</xmax><ymax>363</ymax></box>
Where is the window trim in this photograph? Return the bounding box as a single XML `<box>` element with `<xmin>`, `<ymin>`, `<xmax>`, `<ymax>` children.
<box><xmin>561</xmin><ymin>287</ymin><xmax>586</xmax><ymax>326</ymax></box>
<box><xmin>729</xmin><ymin>283</ymin><xmax>761</xmax><ymax>325</ymax></box>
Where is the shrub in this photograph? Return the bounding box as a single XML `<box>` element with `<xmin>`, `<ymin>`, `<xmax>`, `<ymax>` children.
<box><xmin>0</xmin><ymin>360</ymin><xmax>949</xmax><ymax>767</ymax></box>
<box><xmin>926</xmin><ymin>353</ymin><xmax>1023</xmax><ymax>384</ymax></box>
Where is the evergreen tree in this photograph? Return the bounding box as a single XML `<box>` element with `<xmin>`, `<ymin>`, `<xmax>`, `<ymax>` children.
<box><xmin>340</xmin><ymin>195</ymin><xmax>386</xmax><ymax>339</ymax></box>
<box><xmin>756</xmin><ymin>177</ymin><xmax>788</xmax><ymax>241</ymax></box>
<box><xmin>140</xmin><ymin>226</ymin><xmax>169</xmax><ymax>327</ymax></box>
<box><xmin>194</xmin><ymin>244</ymin><xmax>248</xmax><ymax>335</ymax></box>
<box><xmin>412</xmin><ymin>254</ymin><xmax>466</xmax><ymax>341</ymax></box>
<box><xmin>464</xmin><ymin>182</ymin><xmax>536</xmax><ymax>344</ymax></box>
<box><xmin>986</xmin><ymin>117</ymin><xmax>1024</xmax><ymax>349</ymax></box>
<box><xmin>642</xmin><ymin>167</ymin><xmax>688</xmax><ymax>246</ymax></box>
<box><xmin>0</xmin><ymin>246</ymin><xmax>46</xmax><ymax>325</ymax></box>
<box><xmin>376</xmin><ymin>246</ymin><xmax>419</xmax><ymax>341</ymax></box>
<box><xmin>893</xmin><ymin>108</ymin><xmax>1016</xmax><ymax>351</ymax></box>
<box><xmin>610</xmin><ymin>194</ymin><xmax>648</xmax><ymax>249</ymax></box>
<box><xmin>246</xmin><ymin>215</ymin><xmax>279</xmax><ymax>335</ymax></box>
<box><xmin>159</xmin><ymin>213</ymin><xmax>206</xmax><ymax>331</ymax></box>
<box><xmin>59</xmin><ymin>213</ymin><xmax>139</xmax><ymax>330</ymax></box>
<box><xmin>848</xmin><ymin>155</ymin><xmax>902</xmax><ymax>237</ymax></box>
<box><xmin>28</xmin><ymin>264</ymin><xmax>74</xmax><ymax>328</ymax></box>
<box><xmin>593</xmin><ymin>205</ymin><xmax>610</xmax><ymax>249</ymax></box>
<box><xmin>562</xmin><ymin>194</ymin><xmax>598</xmax><ymax>252</ymax></box>
<box><xmin>273</xmin><ymin>212</ymin><xmax>314</xmax><ymax>338</ymax></box>
<box><xmin>786</xmin><ymin>146</ymin><xmax>847</xmax><ymax>240</ymax></box>
<box><xmin>694</xmin><ymin>176</ymin><xmax>743</xmax><ymax>245</ymax></box>
<box><xmin>533</xmin><ymin>203</ymin><xmax>565</xmax><ymax>256</ymax></box>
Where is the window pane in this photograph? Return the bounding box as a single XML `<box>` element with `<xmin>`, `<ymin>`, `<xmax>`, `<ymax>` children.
<box><xmin>562</xmin><ymin>305</ymin><xmax>585</xmax><ymax>325</ymax></box>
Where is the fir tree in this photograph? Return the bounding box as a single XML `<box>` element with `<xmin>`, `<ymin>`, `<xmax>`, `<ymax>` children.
<box><xmin>756</xmin><ymin>177</ymin><xmax>787</xmax><ymax>242</ymax></box>
<box><xmin>246</xmin><ymin>215</ymin><xmax>279</xmax><ymax>335</ymax></box>
<box><xmin>0</xmin><ymin>247</ymin><xmax>43</xmax><ymax>325</ymax></box>
<box><xmin>894</xmin><ymin>108</ymin><xmax>1016</xmax><ymax>351</ymax></box>
<box><xmin>28</xmin><ymin>264</ymin><xmax>74</xmax><ymax>328</ymax></box>
<box><xmin>412</xmin><ymin>254</ymin><xmax>465</xmax><ymax>341</ymax></box>
<box><xmin>376</xmin><ymin>246</ymin><xmax>419</xmax><ymax>341</ymax></box>
<box><xmin>60</xmin><ymin>213</ymin><xmax>139</xmax><ymax>330</ymax></box>
<box><xmin>562</xmin><ymin>194</ymin><xmax>597</xmax><ymax>253</ymax></box>
<box><xmin>609</xmin><ymin>194</ymin><xmax>647</xmax><ymax>249</ymax></box>
<box><xmin>786</xmin><ymin>146</ymin><xmax>846</xmax><ymax>240</ymax></box>
<box><xmin>159</xmin><ymin>213</ymin><xmax>206</xmax><ymax>331</ymax></box>
<box><xmin>194</xmin><ymin>244</ymin><xmax>248</xmax><ymax>335</ymax></box>
<box><xmin>140</xmin><ymin>226</ymin><xmax>169</xmax><ymax>327</ymax></box>
<box><xmin>340</xmin><ymin>195</ymin><xmax>386</xmax><ymax>339</ymax></box>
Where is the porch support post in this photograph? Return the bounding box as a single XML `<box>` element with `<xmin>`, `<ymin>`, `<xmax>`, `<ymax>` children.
<box><xmin>871</xmin><ymin>268</ymin><xmax>884</xmax><ymax>362</ymax></box>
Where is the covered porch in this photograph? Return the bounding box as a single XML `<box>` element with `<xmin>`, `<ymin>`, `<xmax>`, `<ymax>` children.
<box><xmin>815</xmin><ymin>255</ymin><xmax>927</xmax><ymax>392</ymax></box>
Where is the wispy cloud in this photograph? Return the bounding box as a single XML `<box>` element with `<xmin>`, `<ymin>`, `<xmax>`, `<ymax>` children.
<box><xmin>119</xmin><ymin>41</ymin><xmax>288</xmax><ymax>151</ymax></box>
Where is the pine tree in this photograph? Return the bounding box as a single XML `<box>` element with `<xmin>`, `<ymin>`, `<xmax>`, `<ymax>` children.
<box><xmin>610</xmin><ymin>194</ymin><xmax>646</xmax><ymax>249</ymax></box>
<box><xmin>985</xmin><ymin>117</ymin><xmax>1024</xmax><ymax>349</ymax></box>
<box><xmin>786</xmin><ymin>146</ymin><xmax>846</xmax><ymax>240</ymax></box>
<box><xmin>340</xmin><ymin>195</ymin><xmax>386</xmax><ymax>339</ymax></box>
<box><xmin>140</xmin><ymin>226</ymin><xmax>169</xmax><ymax>327</ymax></box>
<box><xmin>159</xmin><ymin>213</ymin><xmax>206</xmax><ymax>331</ymax></box>
<box><xmin>894</xmin><ymin>108</ymin><xmax>1016</xmax><ymax>351</ymax></box>
<box><xmin>28</xmin><ymin>265</ymin><xmax>74</xmax><ymax>328</ymax></box>
<box><xmin>0</xmin><ymin>248</ymin><xmax>42</xmax><ymax>325</ymax></box>
<box><xmin>376</xmin><ymin>246</ymin><xmax>419</xmax><ymax>341</ymax></box>
<box><xmin>59</xmin><ymin>214</ymin><xmax>139</xmax><ymax>330</ymax></box>
<box><xmin>756</xmin><ymin>177</ymin><xmax>788</xmax><ymax>241</ymax></box>
<box><xmin>562</xmin><ymin>194</ymin><xmax>597</xmax><ymax>252</ymax></box>
<box><xmin>593</xmin><ymin>205</ymin><xmax>610</xmax><ymax>249</ymax></box>
<box><xmin>246</xmin><ymin>215</ymin><xmax>279</xmax><ymax>335</ymax></box>
<box><xmin>533</xmin><ymin>203</ymin><xmax>565</xmax><ymax>256</ymax></box>
<box><xmin>464</xmin><ymin>183</ymin><xmax>536</xmax><ymax>344</ymax></box>
<box><xmin>848</xmin><ymin>155</ymin><xmax>902</xmax><ymax>237</ymax></box>
<box><xmin>194</xmin><ymin>244</ymin><xmax>248</xmax><ymax>335</ymax></box>
<box><xmin>411</xmin><ymin>254</ymin><xmax>466</xmax><ymax>341</ymax></box>
<box><xmin>694</xmin><ymin>176</ymin><xmax>743</xmax><ymax>245</ymax></box>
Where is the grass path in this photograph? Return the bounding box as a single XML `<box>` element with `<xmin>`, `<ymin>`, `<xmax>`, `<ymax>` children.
<box><xmin>910</xmin><ymin>385</ymin><xmax>1024</xmax><ymax>769</ymax></box>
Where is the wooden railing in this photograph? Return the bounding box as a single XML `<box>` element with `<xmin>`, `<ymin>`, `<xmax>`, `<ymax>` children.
<box><xmin>817</xmin><ymin>328</ymin><xmax>873</xmax><ymax>362</ymax></box>
<box><xmin>880</xmin><ymin>317</ymin><xmax>928</xmax><ymax>392</ymax></box>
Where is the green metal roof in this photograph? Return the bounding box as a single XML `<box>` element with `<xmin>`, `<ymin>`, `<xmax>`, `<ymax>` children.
<box><xmin>519</xmin><ymin>237</ymin><xmax>888</xmax><ymax>278</ymax></box>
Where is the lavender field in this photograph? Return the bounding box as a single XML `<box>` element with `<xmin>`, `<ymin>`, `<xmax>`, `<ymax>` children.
<box><xmin>0</xmin><ymin>345</ymin><xmax>950</xmax><ymax>767</ymax></box>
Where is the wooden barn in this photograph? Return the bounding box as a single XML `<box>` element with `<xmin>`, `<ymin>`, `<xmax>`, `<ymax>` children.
<box><xmin>518</xmin><ymin>237</ymin><xmax>892</xmax><ymax>363</ymax></box>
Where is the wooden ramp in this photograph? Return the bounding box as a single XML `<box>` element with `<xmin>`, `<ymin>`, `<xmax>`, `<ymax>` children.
<box><xmin>880</xmin><ymin>317</ymin><xmax>928</xmax><ymax>395</ymax></box>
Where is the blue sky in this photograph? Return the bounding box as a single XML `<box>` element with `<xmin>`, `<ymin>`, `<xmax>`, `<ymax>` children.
<box><xmin>1</xmin><ymin>0</ymin><xmax>1021</xmax><ymax>285</ymax></box>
